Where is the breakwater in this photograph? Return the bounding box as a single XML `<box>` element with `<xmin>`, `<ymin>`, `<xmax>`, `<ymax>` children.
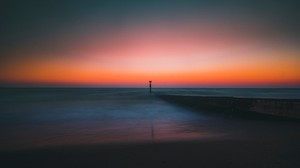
<box><xmin>158</xmin><ymin>94</ymin><xmax>300</xmax><ymax>119</ymax></box>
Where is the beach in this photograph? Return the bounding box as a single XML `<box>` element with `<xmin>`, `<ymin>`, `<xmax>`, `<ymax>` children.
<box><xmin>0</xmin><ymin>88</ymin><xmax>300</xmax><ymax>167</ymax></box>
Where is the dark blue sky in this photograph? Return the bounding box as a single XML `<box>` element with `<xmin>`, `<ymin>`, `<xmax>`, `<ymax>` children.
<box><xmin>1</xmin><ymin>0</ymin><xmax>299</xmax><ymax>51</ymax></box>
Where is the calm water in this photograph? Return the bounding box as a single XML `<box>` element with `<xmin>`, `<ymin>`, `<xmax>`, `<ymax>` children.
<box><xmin>0</xmin><ymin>88</ymin><xmax>299</xmax><ymax>150</ymax></box>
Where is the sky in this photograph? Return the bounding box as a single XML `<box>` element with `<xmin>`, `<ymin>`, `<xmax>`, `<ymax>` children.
<box><xmin>0</xmin><ymin>0</ymin><xmax>300</xmax><ymax>87</ymax></box>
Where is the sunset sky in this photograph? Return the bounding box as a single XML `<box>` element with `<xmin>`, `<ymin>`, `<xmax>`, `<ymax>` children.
<box><xmin>0</xmin><ymin>0</ymin><xmax>300</xmax><ymax>87</ymax></box>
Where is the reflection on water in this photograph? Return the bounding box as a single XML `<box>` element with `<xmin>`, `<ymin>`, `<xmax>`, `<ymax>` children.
<box><xmin>0</xmin><ymin>88</ymin><xmax>233</xmax><ymax>150</ymax></box>
<box><xmin>3</xmin><ymin>120</ymin><xmax>221</xmax><ymax>150</ymax></box>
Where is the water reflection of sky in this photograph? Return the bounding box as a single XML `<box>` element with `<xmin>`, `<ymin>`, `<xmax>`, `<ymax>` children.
<box><xmin>0</xmin><ymin>89</ymin><xmax>230</xmax><ymax>150</ymax></box>
<box><xmin>1</xmin><ymin>120</ymin><xmax>228</xmax><ymax>150</ymax></box>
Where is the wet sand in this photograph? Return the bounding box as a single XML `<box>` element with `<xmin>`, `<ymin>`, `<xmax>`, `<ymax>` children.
<box><xmin>1</xmin><ymin>115</ymin><xmax>300</xmax><ymax>168</ymax></box>
<box><xmin>1</xmin><ymin>130</ymin><xmax>300</xmax><ymax>168</ymax></box>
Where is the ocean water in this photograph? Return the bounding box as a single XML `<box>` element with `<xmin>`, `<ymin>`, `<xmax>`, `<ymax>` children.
<box><xmin>0</xmin><ymin>88</ymin><xmax>299</xmax><ymax>150</ymax></box>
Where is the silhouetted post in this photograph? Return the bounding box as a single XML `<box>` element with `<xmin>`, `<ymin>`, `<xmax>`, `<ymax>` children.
<box><xmin>149</xmin><ymin>80</ymin><xmax>152</xmax><ymax>93</ymax></box>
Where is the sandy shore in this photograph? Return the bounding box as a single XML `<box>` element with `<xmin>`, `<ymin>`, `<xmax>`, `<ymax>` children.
<box><xmin>1</xmin><ymin>136</ymin><xmax>300</xmax><ymax>168</ymax></box>
<box><xmin>1</xmin><ymin>89</ymin><xmax>300</xmax><ymax>168</ymax></box>
<box><xmin>1</xmin><ymin>117</ymin><xmax>300</xmax><ymax>168</ymax></box>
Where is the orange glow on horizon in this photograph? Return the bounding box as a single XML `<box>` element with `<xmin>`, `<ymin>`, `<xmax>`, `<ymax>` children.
<box><xmin>0</xmin><ymin>22</ymin><xmax>300</xmax><ymax>87</ymax></box>
<box><xmin>1</xmin><ymin>49</ymin><xmax>299</xmax><ymax>87</ymax></box>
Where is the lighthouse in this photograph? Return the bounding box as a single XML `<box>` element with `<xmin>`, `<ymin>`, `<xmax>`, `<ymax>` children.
<box><xmin>149</xmin><ymin>81</ymin><xmax>152</xmax><ymax>93</ymax></box>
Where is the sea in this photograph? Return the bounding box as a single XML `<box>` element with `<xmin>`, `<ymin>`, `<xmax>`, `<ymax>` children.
<box><xmin>0</xmin><ymin>88</ymin><xmax>299</xmax><ymax>151</ymax></box>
